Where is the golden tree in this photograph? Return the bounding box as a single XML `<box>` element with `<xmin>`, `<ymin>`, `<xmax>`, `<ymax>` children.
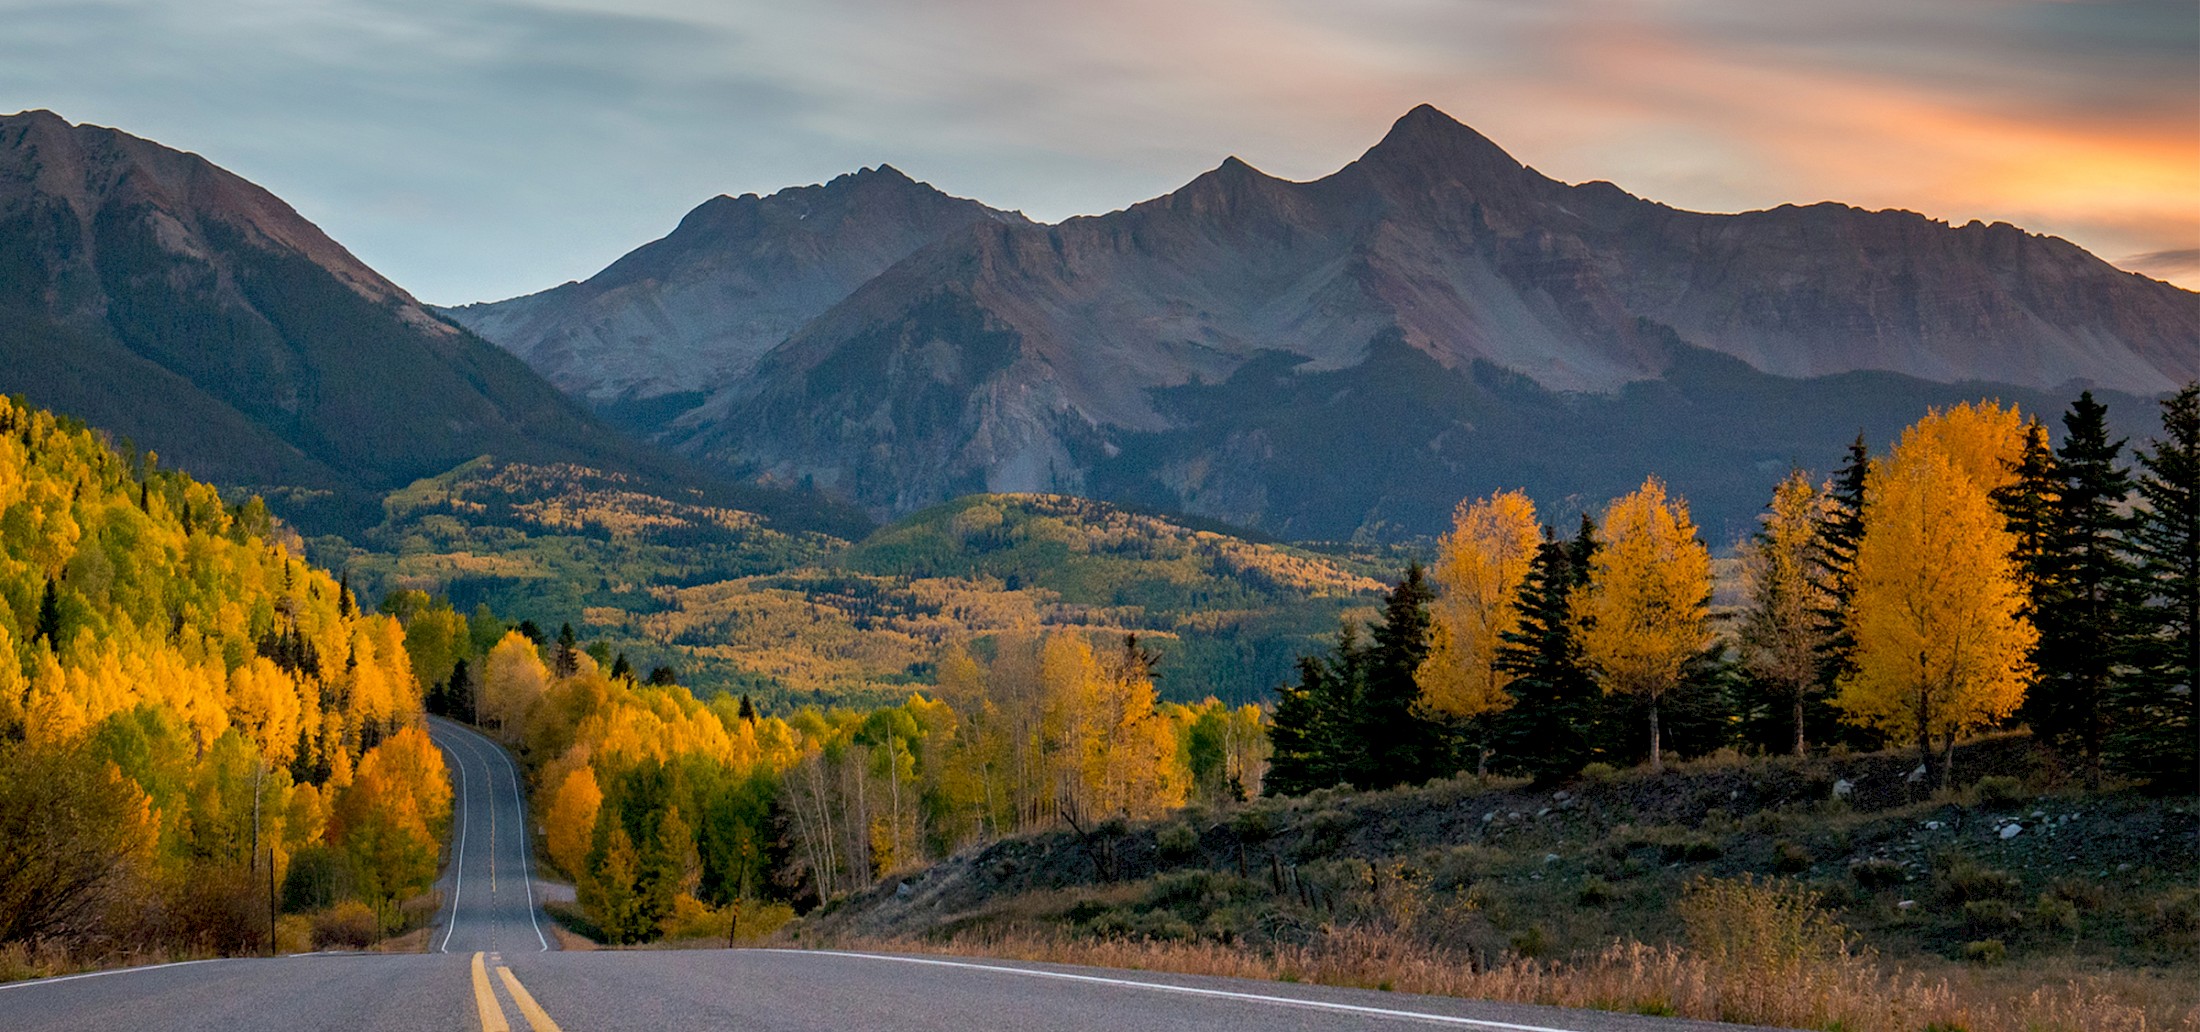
<box><xmin>1737</xmin><ymin>471</ymin><xmax>1834</xmax><ymax>755</ymax></box>
<box><xmin>1837</xmin><ymin>433</ymin><xmax>2034</xmax><ymax>787</ymax></box>
<box><xmin>1418</xmin><ymin>491</ymin><xmax>1541</xmax><ymax>729</ymax></box>
<box><xmin>1573</xmin><ymin>476</ymin><xmax>1715</xmax><ymax>772</ymax></box>
<box><xmin>1906</xmin><ymin>400</ymin><xmax>2026</xmax><ymax>495</ymax></box>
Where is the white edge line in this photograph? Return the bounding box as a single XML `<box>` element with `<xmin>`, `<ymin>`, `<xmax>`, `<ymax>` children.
<box><xmin>448</xmin><ymin>719</ymin><xmax>548</xmax><ymax>952</ymax></box>
<box><xmin>491</xmin><ymin>727</ymin><xmax>550</xmax><ymax>952</ymax></box>
<box><xmin>436</xmin><ymin>723</ymin><xmax>470</xmax><ymax>954</ymax></box>
<box><xmin>0</xmin><ymin>958</ymin><xmax>235</xmax><ymax>993</ymax></box>
<box><xmin>806</xmin><ymin>952</ymin><xmax>1593</xmax><ymax>1032</ymax></box>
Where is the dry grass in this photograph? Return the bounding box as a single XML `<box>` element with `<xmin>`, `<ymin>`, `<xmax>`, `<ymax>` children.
<box><xmin>825</xmin><ymin>929</ymin><xmax>2198</xmax><ymax>1032</ymax></box>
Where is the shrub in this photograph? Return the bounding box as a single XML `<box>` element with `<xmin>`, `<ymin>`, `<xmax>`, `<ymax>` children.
<box><xmin>1577</xmin><ymin>876</ymin><xmax>1614</xmax><ymax>907</ymax></box>
<box><xmin>1678</xmin><ymin>875</ymin><xmax>1852</xmax><ymax>979</ymax></box>
<box><xmin>1849</xmin><ymin>858</ymin><xmax>1906</xmax><ymax>891</ymax></box>
<box><xmin>1970</xmin><ymin>776</ymin><xmax>2024</xmax><ymax>808</ymax></box>
<box><xmin>1773</xmin><ymin>841</ymin><xmax>1813</xmax><ymax>874</ymax></box>
<box><xmin>1661</xmin><ymin>835</ymin><xmax>1723</xmax><ymax>863</ymax></box>
<box><xmin>1230</xmin><ymin>808</ymin><xmax>1273</xmax><ymax>843</ymax></box>
<box><xmin>2047</xmin><ymin>877</ymin><xmax>2104</xmax><ymax>911</ymax></box>
<box><xmin>2154</xmin><ymin>887</ymin><xmax>2200</xmax><ymax>943</ymax></box>
<box><xmin>1156</xmin><ymin>823</ymin><xmax>1200</xmax><ymax>862</ymax></box>
<box><xmin>1578</xmin><ymin>762</ymin><xmax>1618</xmax><ymax>784</ymax></box>
<box><xmin>1937</xmin><ymin>858</ymin><xmax>2019</xmax><ymax>903</ymax></box>
<box><xmin>1962</xmin><ymin>899</ymin><xmax>2020</xmax><ymax>932</ymax></box>
<box><xmin>311</xmin><ymin>901</ymin><xmax>379</xmax><ymax>949</ymax></box>
<box><xmin>1963</xmin><ymin>938</ymin><xmax>2008</xmax><ymax>966</ymax></box>
<box><xmin>2031</xmin><ymin>893</ymin><xmax>2079</xmax><ymax>935</ymax></box>
<box><xmin>1508</xmin><ymin>925</ymin><xmax>1549</xmax><ymax>958</ymax></box>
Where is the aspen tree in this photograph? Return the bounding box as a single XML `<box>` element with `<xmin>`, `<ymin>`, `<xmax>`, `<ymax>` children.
<box><xmin>1419</xmin><ymin>492</ymin><xmax>1540</xmax><ymax>726</ymax></box>
<box><xmin>1837</xmin><ymin>433</ymin><xmax>2034</xmax><ymax>788</ymax></box>
<box><xmin>1738</xmin><ymin>471</ymin><xmax>1833</xmax><ymax>755</ymax></box>
<box><xmin>1573</xmin><ymin>477</ymin><xmax>1714</xmax><ymax>773</ymax></box>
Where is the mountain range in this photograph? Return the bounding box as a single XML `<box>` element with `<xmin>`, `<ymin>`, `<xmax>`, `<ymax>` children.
<box><xmin>3</xmin><ymin>106</ymin><xmax>2191</xmax><ymax>545</ymax></box>
<box><xmin>450</xmin><ymin>105</ymin><xmax>2197</xmax><ymax>540</ymax></box>
<box><xmin>0</xmin><ymin>109</ymin><xmax>859</xmax><ymax>537</ymax></box>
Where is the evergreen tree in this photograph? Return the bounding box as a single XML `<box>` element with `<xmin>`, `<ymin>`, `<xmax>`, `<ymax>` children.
<box><xmin>445</xmin><ymin>659</ymin><xmax>474</xmax><ymax>723</ymax></box>
<box><xmin>736</xmin><ymin>694</ymin><xmax>757</xmax><ymax>723</ymax></box>
<box><xmin>554</xmin><ymin>622</ymin><xmax>580</xmax><ymax>677</ymax></box>
<box><xmin>1494</xmin><ymin>520</ymin><xmax>1601</xmax><ymax>781</ymax></box>
<box><xmin>646</xmin><ymin>665</ymin><xmax>678</xmax><ymax>687</ymax></box>
<box><xmin>33</xmin><ymin>576</ymin><xmax>60</xmax><ymax>651</ymax></box>
<box><xmin>2111</xmin><ymin>383</ymin><xmax>2200</xmax><ymax>792</ymax></box>
<box><xmin>1813</xmin><ymin>434</ymin><xmax>1870</xmax><ymax>692</ymax></box>
<box><xmin>1356</xmin><ymin>564</ymin><xmax>1450</xmax><ymax>787</ymax></box>
<box><xmin>1994</xmin><ymin>419</ymin><xmax>2060</xmax><ymax>607</ymax></box>
<box><xmin>609</xmin><ymin>652</ymin><xmax>633</xmax><ymax>682</ymax></box>
<box><xmin>2023</xmin><ymin>392</ymin><xmax>2138</xmax><ymax>779</ymax></box>
<box><xmin>1264</xmin><ymin>626</ymin><xmax>1366</xmax><ymax>796</ymax></box>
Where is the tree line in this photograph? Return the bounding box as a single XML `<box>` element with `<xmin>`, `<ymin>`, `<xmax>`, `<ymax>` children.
<box><xmin>1268</xmin><ymin>386</ymin><xmax>2199</xmax><ymax>796</ymax></box>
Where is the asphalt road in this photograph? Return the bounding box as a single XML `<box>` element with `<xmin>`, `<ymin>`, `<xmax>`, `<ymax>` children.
<box><xmin>0</xmin><ymin>721</ymin><xmax>1767</xmax><ymax>1032</ymax></box>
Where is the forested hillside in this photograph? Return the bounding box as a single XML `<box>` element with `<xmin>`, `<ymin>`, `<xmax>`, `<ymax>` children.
<box><xmin>331</xmin><ymin>480</ymin><xmax>1393</xmax><ymax>709</ymax></box>
<box><xmin>0</xmin><ymin>397</ymin><xmax>448</xmax><ymax>970</ymax></box>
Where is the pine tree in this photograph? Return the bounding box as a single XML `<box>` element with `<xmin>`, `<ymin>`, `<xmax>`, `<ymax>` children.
<box><xmin>1264</xmin><ymin>626</ymin><xmax>1366</xmax><ymax>796</ymax></box>
<box><xmin>1813</xmin><ymin>434</ymin><xmax>1871</xmax><ymax>695</ymax></box>
<box><xmin>2110</xmin><ymin>383</ymin><xmax>2200</xmax><ymax>792</ymax></box>
<box><xmin>737</xmin><ymin>694</ymin><xmax>756</xmax><ymax>723</ymax></box>
<box><xmin>2024</xmin><ymin>392</ymin><xmax>2138</xmax><ymax>779</ymax></box>
<box><xmin>554</xmin><ymin>622</ymin><xmax>580</xmax><ymax>677</ymax></box>
<box><xmin>446</xmin><ymin>659</ymin><xmax>474</xmax><ymax>724</ymax></box>
<box><xmin>609</xmin><ymin>652</ymin><xmax>633</xmax><ymax>682</ymax></box>
<box><xmin>33</xmin><ymin>576</ymin><xmax>60</xmax><ymax>652</ymax></box>
<box><xmin>1494</xmin><ymin>520</ymin><xmax>1601</xmax><ymax>781</ymax></box>
<box><xmin>1994</xmin><ymin>419</ymin><xmax>2060</xmax><ymax>608</ymax></box>
<box><xmin>1357</xmin><ymin>564</ymin><xmax>1449</xmax><ymax>787</ymax></box>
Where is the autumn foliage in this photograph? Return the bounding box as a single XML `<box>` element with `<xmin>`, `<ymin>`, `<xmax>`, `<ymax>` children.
<box><xmin>0</xmin><ymin>398</ymin><xmax>446</xmax><ymax>964</ymax></box>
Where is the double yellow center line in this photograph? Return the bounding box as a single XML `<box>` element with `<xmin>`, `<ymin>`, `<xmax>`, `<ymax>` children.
<box><xmin>470</xmin><ymin>951</ymin><xmax>564</xmax><ymax>1032</ymax></box>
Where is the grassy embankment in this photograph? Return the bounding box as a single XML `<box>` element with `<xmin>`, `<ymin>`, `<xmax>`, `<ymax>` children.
<box><xmin>784</xmin><ymin>736</ymin><xmax>2199</xmax><ymax>1031</ymax></box>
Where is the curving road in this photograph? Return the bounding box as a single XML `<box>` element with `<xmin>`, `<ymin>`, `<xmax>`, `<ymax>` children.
<box><xmin>0</xmin><ymin>719</ymin><xmax>1763</xmax><ymax>1032</ymax></box>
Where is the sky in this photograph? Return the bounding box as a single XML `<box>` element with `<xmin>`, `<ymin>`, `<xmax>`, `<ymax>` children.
<box><xmin>5</xmin><ymin>0</ymin><xmax>2196</xmax><ymax>304</ymax></box>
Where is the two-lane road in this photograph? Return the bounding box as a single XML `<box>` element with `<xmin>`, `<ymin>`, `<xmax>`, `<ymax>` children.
<box><xmin>0</xmin><ymin>720</ymin><xmax>1765</xmax><ymax>1032</ymax></box>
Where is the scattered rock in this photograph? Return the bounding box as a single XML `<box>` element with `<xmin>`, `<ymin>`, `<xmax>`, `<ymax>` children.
<box><xmin>1543</xmin><ymin>853</ymin><xmax>1560</xmax><ymax>864</ymax></box>
<box><xmin>1897</xmin><ymin>900</ymin><xmax>1917</xmax><ymax>910</ymax></box>
<box><xmin>1832</xmin><ymin>779</ymin><xmax>1854</xmax><ymax>799</ymax></box>
<box><xmin>1552</xmin><ymin>791</ymin><xmax>1571</xmax><ymax>803</ymax></box>
<box><xmin>1536</xmin><ymin>807</ymin><xmax>1552</xmax><ymax>818</ymax></box>
<box><xmin>896</xmin><ymin>881</ymin><xmax>914</xmax><ymax>899</ymax></box>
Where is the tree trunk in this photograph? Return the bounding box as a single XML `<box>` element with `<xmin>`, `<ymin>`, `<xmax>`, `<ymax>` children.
<box><xmin>1793</xmin><ymin>692</ymin><xmax>1807</xmax><ymax>757</ymax></box>
<box><xmin>1915</xmin><ymin>684</ymin><xmax>1936</xmax><ymax>793</ymax></box>
<box><xmin>1649</xmin><ymin>700</ymin><xmax>1663</xmax><ymax>774</ymax></box>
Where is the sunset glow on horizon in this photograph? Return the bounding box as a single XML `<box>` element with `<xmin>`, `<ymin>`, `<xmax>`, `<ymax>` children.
<box><xmin>3</xmin><ymin>0</ymin><xmax>2192</xmax><ymax>301</ymax></box>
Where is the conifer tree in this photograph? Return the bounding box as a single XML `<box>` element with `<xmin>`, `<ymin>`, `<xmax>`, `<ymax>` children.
<box><xmin>1265</xmin><ymin>626</ymin><xmax>1365</xmax><ymax>796</ymax></box>
<box><xmin>1357</xmin><ymin>564</ymin><xmax>1449</xmax><ymax>786</ymax></box>
<box><xmin>554</xmin><ymin>622</ymin><xmax>581</xmax><ymax>677</ymax></box>
<box><xmin>2111</xmin><ymin>383</ymin><xmax>2200</xmax><ymax>791</ymax></box>
<box><xmin>1814</xmin><ymin>434</ymin><xmax>1871</xmax><ymax>695</ymax></box>
<box><xmin>2024</xmin><ymin>392</ymin><xmax>2137</xmax><ymax>779</ymax></box>
<box><xmin>1494</xmin><ymin>519</ymin><xmax>1601</xmax><ymax>781</ymax></box>
<box><xmin>1994</xmin><ymin>419</ymin><xmax>2060</xmax><ymax>607</ymax></box>
<box><xmin>33</xmin><ymin>576</ymin><xmax>60</xmax><ymax>652</ymax></box>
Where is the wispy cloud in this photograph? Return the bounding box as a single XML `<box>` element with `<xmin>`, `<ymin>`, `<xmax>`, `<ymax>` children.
<box><xmin>2</xmin><ymin>0</ymin><xmax>2192</xmax><ymax>300</ymax></box>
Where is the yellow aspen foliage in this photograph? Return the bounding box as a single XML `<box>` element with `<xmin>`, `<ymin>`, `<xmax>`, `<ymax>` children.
<box><xmin>334</xmin><ymin>726</ymin><xmax>452</xmax><ymax>897</ymax></box>
<box><xmin>543</xmin><ymin>768</ymin><xmax>604</xmax><ymax>879</ymax></box>
<box><xmin>228</xmin><ymin>657</ymin><xmax>303</xmax><ymax>769</ymax></box>
<box><xmin>1737</xmin><ymin>470</ymin><xmax>1835</xmax><ymax>755</ymax></box>
<box><xmin>1905</xmin><ymin>400</ymin><xmax>2027</xmax><ymax>495</ymax></box>
<box><xmin>480</xmin><ymin>630</ymin><xmax>550</xmax><ymax>736</ymax></box>
<box><xmin>1419</xmin><ymin>490</ymin><xmax>1540</xmax><ymax>720</ymax></box>
<box><xmin>1573</xmin><ymin>476</ymin><xmax>1714</xmax><ymax>772</ymax></box>
<box><xmin>1836</xmin><ymin>433</ymin><xmax>2035</xmax><ymax>786</ymax></box>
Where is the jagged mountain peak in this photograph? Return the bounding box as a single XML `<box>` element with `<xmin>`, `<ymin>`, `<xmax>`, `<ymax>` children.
<box><xmin>1356</xmin><ymin>103</ymin><xmax>1532</xmax><ymax>183</ymax></box>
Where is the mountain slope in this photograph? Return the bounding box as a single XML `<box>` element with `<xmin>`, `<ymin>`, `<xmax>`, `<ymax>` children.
<box><xmin>440</xmin><ymin>165</ymin><xmax>1025</xmax><ymax>415</ymax></box>
<box><xmin>663</xmin><ymin>105</ymin><xmax>2195</xmax><ymax>534</ymax></box>
<box><xmin>0</xmin><ymin>109</ymin><xmax>860</xmax><ymax>536</ymax></box>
